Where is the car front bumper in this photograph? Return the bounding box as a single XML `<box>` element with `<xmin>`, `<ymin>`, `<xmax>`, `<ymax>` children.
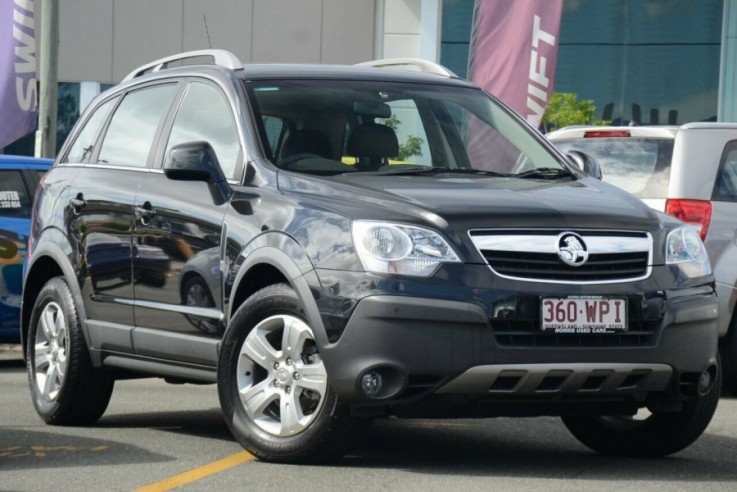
<box><xmin>319</xmin><ymin>289</ymin><xmax>719</xmax><ymax>408</ymax></box>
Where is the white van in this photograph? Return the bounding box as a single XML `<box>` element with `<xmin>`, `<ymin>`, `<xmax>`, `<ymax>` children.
<box><xmin>548</xmin><ymin>123</ymin><xmax>737</xmax><ymax>393</ymax></box>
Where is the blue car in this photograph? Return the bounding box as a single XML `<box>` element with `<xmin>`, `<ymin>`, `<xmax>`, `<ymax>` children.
<box><xmin>0</xmin><ymin>155</ymin><xmax>53</xmax><ymax>343</ymax></box>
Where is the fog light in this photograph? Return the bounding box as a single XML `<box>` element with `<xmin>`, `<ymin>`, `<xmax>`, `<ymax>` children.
<box><xmin>361</xmin><ymin>370</ymin><xmax>383</xmax><ymax>397</ymax></box>
<box><xmin>697</xmin><ymin>369</ymin><xmax>712</xmax><ymax>395</ymax></box>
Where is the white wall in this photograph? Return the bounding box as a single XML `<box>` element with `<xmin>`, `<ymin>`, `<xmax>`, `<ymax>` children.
<box><xmin>379</xmin><ymin>0</ymin><xmax>441</xmax><ymax>61</ymax></box>
<box><xmin>381</xmin><ymin>0</ymin><xmax>422</xmax><ymax>59</ymax></box>
<box><xmin>57</xmin><ymin>0</ymin><xmax>377</xmax><ymax>83</ymax></box>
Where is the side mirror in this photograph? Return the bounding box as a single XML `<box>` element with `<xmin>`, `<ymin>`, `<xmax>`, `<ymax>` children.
<box><xmin>164</xmin><ymin>141</ymin><xmax>226</xmax><ymax>183</ymax></box>
<box><xmin>567</xmin><ymin>150</ymin><xmax>602</xmax><ymax>180</ymax></box>
<box><xmin>164</xmin><ymin>141</ymin><xmax>231</xmax><ymax>205</ymax></box>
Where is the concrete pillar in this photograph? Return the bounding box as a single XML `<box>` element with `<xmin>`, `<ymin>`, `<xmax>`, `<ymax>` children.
<box><xmin>719</xmin><ymin>0</ymin><xmax>737</xmax><ymax>122</ymax></box>
<box><xmin>420</xmin><ymin>0</ymin><xmax>441</xmax><ymax>62</ymax></box>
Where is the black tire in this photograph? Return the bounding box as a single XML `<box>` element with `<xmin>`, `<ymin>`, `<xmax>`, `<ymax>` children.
<box><xmin>218</xmin><ymin>283</ymin><xmax>367</xmax><ymax>463</ymax></box>
<box><xmin>562</xmin><ymin>365</ymin><xmax>721</xmax><ymax>458</ymax></box>
<box><xmin>719</xmin><ymin>319</ymin><xmax>737</xmax><ymax>395</ymax></box>
<box><xmin>26</xmin><ymin>277</ymin><xmax>114</xmax><ymax>425</ymax></box>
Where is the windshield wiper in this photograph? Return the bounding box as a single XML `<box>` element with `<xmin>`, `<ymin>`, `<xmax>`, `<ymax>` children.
<box><xmin>376</xmin><ymin>166</ymin><xmax>510</xmax><ymax>177</ymax></box>
<box><xmin>513</xmin><ymin>167</ymin><xmax>575</xmax><ymax>180</ymax></box>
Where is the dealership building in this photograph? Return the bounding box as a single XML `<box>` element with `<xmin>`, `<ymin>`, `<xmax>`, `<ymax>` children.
<box><xmin>3</xmin><ymin>0</ymin><xmax>737</xmax><ymax>155</ymax></box>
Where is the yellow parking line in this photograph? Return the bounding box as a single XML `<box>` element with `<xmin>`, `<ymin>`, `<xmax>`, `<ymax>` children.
<box><xmin>134</xmin><ymin>451</ymin><xmax>255</xmax><ymax>492</ymax></box>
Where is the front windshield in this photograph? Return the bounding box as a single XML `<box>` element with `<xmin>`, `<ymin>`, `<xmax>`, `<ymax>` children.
<box><xmin>246</xmin><ymin>79</ymin><xmax>566</xmax><ymax>176</ymax></box>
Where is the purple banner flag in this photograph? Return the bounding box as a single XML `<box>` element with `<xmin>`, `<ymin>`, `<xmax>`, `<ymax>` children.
<box><xmin>0</xmin><ymin>0</ymin><xmax>37</xmax><ymax>148</ymax></box>
<box><xmin>469</xmin><ymin>0</ymin><xmax>564</xmax><ymax>128</ymax></box>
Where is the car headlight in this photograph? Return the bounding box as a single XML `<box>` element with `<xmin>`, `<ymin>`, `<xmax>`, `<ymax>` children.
<box><xmin>665</xmin><ymin>226</ymin><xmax>712</xmax><ymax>278</ymax></box>
<box><xmin>352</xmin><ymin>221</ymin><xmax>461</xmax><ymax>276</ymax></box>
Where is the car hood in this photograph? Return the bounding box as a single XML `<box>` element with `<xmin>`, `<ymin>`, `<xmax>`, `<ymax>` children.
<box><xmin>285</xmin><ymin>173</ymin><xmax>661</xmax><ymax>232</ymax></box>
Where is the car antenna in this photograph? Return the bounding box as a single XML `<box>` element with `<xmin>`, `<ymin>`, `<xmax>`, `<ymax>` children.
<box><xmin>203</xmin><ymin>15</ymin><xmax>212</xmax><ymax>49</ymax></box>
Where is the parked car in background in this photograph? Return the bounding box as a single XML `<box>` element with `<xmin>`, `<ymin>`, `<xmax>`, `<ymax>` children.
<box><xmin>547</xmin><ymin>123</ymin><xmax>737</xmax><ymax>393</ymax></box>
<box><xmin>0</xmin><ymin>155</ymin><xmax>53</xmax><ymax>342</ymax></box>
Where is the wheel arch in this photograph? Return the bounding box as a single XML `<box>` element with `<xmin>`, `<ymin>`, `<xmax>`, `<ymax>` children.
<box><xmin>716</xmin><ymin>281</ymin><xmax>737</xmax><ymax>337</ymax></box>
<box><xmin>227</xmin><ymin>234</ymin><xmax>327</xmax><ymax>347</ymax></box>
<box><xmin>22</xmin><ymin>230</ymin><xmax>89</xmax><ymax>361</ymax></box>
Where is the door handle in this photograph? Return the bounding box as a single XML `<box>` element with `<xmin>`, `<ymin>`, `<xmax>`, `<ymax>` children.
<box><xmin>69</xmin><ymin>193</ymin><xmax>86</xmax><ymax>214</ymax></box>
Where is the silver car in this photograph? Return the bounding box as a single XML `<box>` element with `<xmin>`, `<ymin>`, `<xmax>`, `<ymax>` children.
<box><xmin>548</xmin><ymin>123</ymin><xmax>737</xmax><ymax>392</ymax></box>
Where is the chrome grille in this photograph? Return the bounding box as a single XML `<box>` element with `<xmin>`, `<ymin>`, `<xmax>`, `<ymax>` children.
<box><xmin>469</xmin><ymin>230</ymin><xmax>652</xmax><ymax>284</ymax></box>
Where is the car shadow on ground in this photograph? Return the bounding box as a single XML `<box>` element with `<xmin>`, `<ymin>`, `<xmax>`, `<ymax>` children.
<box><xmin>338</xmin><ymin>418</ymin><xmax>737</xmax><ymax>482</ymax></box>
<box><xmin>96</xmin><ymin>408</ymin><xmax>233</xmax><ymax>443</ymax></box>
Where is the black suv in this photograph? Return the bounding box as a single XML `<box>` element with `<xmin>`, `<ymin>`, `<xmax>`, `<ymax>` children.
<box><xmin>23</xmin><ymin>50</ymin><xmax>720</xmax><ymax>462</ymax></box>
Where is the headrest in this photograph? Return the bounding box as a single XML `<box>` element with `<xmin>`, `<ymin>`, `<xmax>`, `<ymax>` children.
<box><xmin>346</xmin><ymin>123</ymin><xmax>399</xmax><ymax>158</ymax></box>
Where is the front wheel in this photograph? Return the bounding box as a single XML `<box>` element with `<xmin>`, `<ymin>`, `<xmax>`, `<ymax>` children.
<box><xmin>218</xmin><ymin>283</ymin><xmax>367</xmax><ymax>463</ymax></box>
<box><xmin>27</xmin><ymin>277</ymin><xmax>114</xmax><ymax>425</ymax></box>
<box><xmin>562</xmin><ymin>366</ymin><xmax>720</xmax><ymax>457</ymax></box>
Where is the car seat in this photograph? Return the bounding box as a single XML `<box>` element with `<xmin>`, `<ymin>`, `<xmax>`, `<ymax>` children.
<box><xmin>346</xmin><ymin>123</ymin><xmax>399</xmax><ymax>171</ymax></box>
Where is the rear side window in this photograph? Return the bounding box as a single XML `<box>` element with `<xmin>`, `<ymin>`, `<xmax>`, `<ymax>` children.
<box><xmin>0</xmin><ymin>170</ymin><xmax>32</xmax><ymax>219</ymax></box>
<box><xmin>65</xmin><ymin>97</ymin><xmax>118</xmax><ymax>163</ymax></box>
<box><xmin>553</xmin><ymin>138</ymin><xmax>674</xmax><ymax>198</ymax></box>
<box><xmin>98</xmin><ymin>84</ymin><xmax>177</xmax><ymax>167</ymax></box>
<box><xmin>712</xmin><ymin>141</ymin><xmax>737</xmax><ymax>201</ymax></box>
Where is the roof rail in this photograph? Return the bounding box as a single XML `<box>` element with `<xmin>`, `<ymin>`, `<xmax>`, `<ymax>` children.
<box><xmin>122</xmin><ymin>49</ymin><xmax>242</xmax><ymax>82</ymax></box>
<box><xmin>355</xmin><ymin>58</ymin><xmax>456</xmax><ymax>78</ymax></box>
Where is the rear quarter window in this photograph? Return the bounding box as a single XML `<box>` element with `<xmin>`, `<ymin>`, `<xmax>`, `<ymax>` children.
<box><xmin>65</xmin><ymin>97</ymin><xmax>118</xmax><ymax>164</ymax></box>
<box><xmin>97</xmin><ymin>84</ymin><xmax>177</xmax><ymax>167</ymax></box>
<box><xmin>712</xmin><ymin>141</ymin><xmax>737</xmax><ymax>202</ymax></box>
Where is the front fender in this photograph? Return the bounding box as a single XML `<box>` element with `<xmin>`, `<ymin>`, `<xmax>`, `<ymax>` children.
<box><xmin>228</xmin><ymin>232</ymin><xmax>328</xmax><ymax>347</ymax></box>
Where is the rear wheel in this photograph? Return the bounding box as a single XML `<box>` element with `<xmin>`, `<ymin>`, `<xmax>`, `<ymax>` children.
<box><xmin>719</xmin><ymin>317</ymin><xmax>737</xmax><ymax>395</ymax></box>
<box><xmin>218</xmin><ymin>283</ymin><xmax>367</xmax><ymax>462</ymax></box>
<box><xmin>27</xmin><ymin>277</ymin><xmax>114</xmax><ymax>425</ymax></box>
<box><xmin>562</xmin><ymin>366</ymin><xmax>720</xmax><ymax>457</ymax></box>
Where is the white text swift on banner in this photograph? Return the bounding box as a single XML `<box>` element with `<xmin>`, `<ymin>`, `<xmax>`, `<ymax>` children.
<box><xmin>468</xmin><ymin>0</ymin><xmax>564</xmax><ymax>129</ymax></box>
<box><xmin>0</xmin><ymin>0</ymin><xmax>38</xmax><ymax>148</ymax></box>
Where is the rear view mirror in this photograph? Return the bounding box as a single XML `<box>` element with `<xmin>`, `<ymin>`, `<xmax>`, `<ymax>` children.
<box><xmin>567</xmin><ymin>150</ymin><xmax>602</xmax><ymax>180</ymax></box>
<box><xmin>353</xmin><ymin>101</ymin><xmax>391</xmax><ymax>118</ymax></box>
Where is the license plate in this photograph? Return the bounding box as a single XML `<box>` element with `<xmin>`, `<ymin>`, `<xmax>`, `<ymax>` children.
<box><xmin>540</xmin><ymin>296</ymin><xmax>627</xmax><ymax>334</ymax></box>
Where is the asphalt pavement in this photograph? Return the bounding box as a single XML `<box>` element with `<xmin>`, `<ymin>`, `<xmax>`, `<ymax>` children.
<box><xmin>0</xmin><ymin>343</ymin><xmax>22</xmax><ymax>360</ymax></box>
<box><xmin>3</xmin><ymin>344</ymin><xmax>737</xmax><ymax>491</ymax></box>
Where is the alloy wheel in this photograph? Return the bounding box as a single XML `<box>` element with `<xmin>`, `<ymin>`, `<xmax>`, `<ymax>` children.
<box><xmin>33</xmin><ymin>301</ymin><xmax>68</xmax><ymax>401</ymax></box>
<box><xmin>236</xmin><ymin>314</ymin><xmax>327</xmax><ymax>437</ymax></box>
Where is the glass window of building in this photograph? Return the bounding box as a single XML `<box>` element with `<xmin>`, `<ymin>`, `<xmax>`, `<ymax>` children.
<box><xmin>441</xmin><ymin>0</ymin><xmax>724</xmax><ymax>126</ymax></box>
